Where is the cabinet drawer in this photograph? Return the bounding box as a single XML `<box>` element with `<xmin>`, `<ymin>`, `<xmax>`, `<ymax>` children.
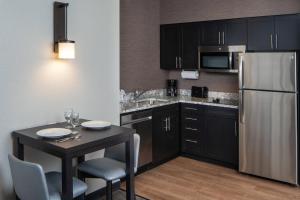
<box><xmin>182</xmin><ymin>131</ymin><xmax>199</xmax><ymax>141</ymax></box>
<box><xmin>181</xmin><ymin>104</ymin><xmax>205</xmax><ymax>115</ymax></box>
<box><xmin>182</xmin><ymin>139</ymin><xmax>201</xmax><ymax>155</ymax></box>
<box><xmin>182</xmin><ymin>118</ymin><xmax>201</xmax><ymax>130</ymax></box>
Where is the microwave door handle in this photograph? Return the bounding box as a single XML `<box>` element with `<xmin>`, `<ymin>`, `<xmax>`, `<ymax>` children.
<box><xmin>229</xmin><ymin>52</ymin><xmax>233</xmax><ymax>70</ymax></box>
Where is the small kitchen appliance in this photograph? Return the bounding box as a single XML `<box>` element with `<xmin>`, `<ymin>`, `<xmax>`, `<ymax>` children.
<box><xmin>191</xmin><ymin>86</ymin><xmax>209</xmax><ymax>98</ymax></box>
<box><xmin>167</xmin><ymin>79</ymin><xmax>178</xmax><ymax>97</ymax></box>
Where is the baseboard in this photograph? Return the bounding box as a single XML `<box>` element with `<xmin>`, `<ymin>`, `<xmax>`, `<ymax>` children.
<box><xmin>181</xmin><ymin>153</ymin><xmax>238</xmax><ymax>170</ymax></box>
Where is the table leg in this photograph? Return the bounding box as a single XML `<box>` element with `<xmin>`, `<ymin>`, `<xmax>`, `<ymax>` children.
<box><xmin>13</xmin><ymin>137</ymin><xmax>24</xmax><ymax>160</ymax></box>
<box><xmin>125</xmin><ymin>134</ymin><xmax>135</xmax><ymax>200</ymax></box>
<box><xmin>62</xmin><ymin>156</ymin><xmax>73</xmax><ymax>200</ymax></box>
<box><xmin>77</xmin><ymin>156</ymin><xmax>86</xmax><ymax>182</ymax></box>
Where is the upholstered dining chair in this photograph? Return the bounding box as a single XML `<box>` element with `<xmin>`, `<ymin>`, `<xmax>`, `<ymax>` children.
<box><xmin>8</xmin><ymin>154</ymin><xmax>87</xmax><ymax>200</ymax></box>
<box><xmin>78</xmin><ymin>133</ymin><xmax>140</xmax><ymax>200</ymax></box>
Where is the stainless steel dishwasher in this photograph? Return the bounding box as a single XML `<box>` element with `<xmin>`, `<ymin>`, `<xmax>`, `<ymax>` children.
<box><xmin>121</xmin><ymin>110</ymin><xmax>153</xmax><ymax>168</ymax></box>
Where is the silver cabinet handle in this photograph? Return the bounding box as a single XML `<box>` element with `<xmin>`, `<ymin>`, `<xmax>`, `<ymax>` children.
<box><xmin>185</xmin><ymin>107</ymin><xmax>197</xmax><ymax>111</ymax></box>
<box><xmin>275</xmin><ymin>34</ymin><xmax>278</xmax><ymax>49</ymax></box>
<box><xmin>185</xmin><ymin>139</ymin><xmax>198</xmax><ymax>144</ymax></box>
<box><xmin>270</xmin><ymin>34</ymin><xmax>273</xmax><ymax>49</ymax></box>
<box><xmin>222</xmin><ymin>32</ymin><xmax>225</xmax><ymax>45</ymax></box>
<box><xmin>185</xmin><ymin>117</ymin><xmax>198</xmax><ymax>121</ymax></box>
<box><xmin>218</xmin><ymin>32</ymin><xmax>221</xmax><ymax>45</ymax></box>
<box><xmin>176</xmin><ymin>57</ymin><xmax>178</xmax><ymax>68</ymax></box>
<box><xmin>185</xmin><ymin>127</ymin><xmax>198</xmax><ymax>131</ymax></box>
<box><xmin>197</xmin><ymin>46</ymin><xmax>201</xmax><ymax>69</ymax></box>
<box><xmin>164</xmin><ymin>118</ymin><xmax>168</xmax><ymax>132</ymax></box>
<box><xmin>234</xmin><ymin>121</ymin><xmax>237</xmax><ymax>137</ymax></box>
<box><xmin>179</xmin><ymin>57</ymin><xmax>182</xmax><ymax>68</ymax></box>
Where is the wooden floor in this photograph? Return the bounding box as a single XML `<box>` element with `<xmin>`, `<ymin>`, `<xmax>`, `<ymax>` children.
<box><xmin>124</xmin><ymin>157</ymin><xmax>300</xmax><ymax>200</ymax></box>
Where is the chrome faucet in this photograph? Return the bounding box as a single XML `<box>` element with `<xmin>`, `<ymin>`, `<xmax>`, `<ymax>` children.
<box><xmin>133</xmin><ymin>90</ymin><xmax>147</xmax><ymax>101</ymax></box>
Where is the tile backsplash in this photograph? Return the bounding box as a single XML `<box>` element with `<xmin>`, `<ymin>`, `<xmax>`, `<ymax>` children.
<box><xmin>120</xmin><ymin>89</ymin><xmax>238</xmax><ymax>103</ymax></box>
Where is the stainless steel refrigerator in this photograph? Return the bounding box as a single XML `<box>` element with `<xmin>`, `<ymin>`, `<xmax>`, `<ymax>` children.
<box><xmin>239</xmin><ymin>52</ymin><xmax>298</xmax><ymax>185</ymax></box>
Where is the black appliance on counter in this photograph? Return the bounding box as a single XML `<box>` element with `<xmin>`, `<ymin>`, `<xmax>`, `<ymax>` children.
<box><xmin>191</xmin><ymin>86</ymin><xmax>209</xmax><ymax>98</ymax></box>
<box><xmin>167</xmin><ymin>79</ymin><xmax>177</xmax><ymax>97</ymax></box>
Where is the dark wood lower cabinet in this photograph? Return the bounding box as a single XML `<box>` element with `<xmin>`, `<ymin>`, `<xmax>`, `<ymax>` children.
<box><xmin>204</xmin><ymin>107</ymin><xmax>238</xmax><ymax>167</ymax></box>
<box><xmin>153</xmin><ymin>104</ymin><xmax>180</xmax><ymax>164</ymax></box>
<box><xmin>181</xmin><ymin>103</ymin><xmax>238</xmax><ymax>169</ymax></box>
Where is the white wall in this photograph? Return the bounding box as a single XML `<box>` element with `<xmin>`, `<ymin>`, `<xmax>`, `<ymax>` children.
<box><xmin>0</xmin><ymin>0</ymin><xmax>120</xmax><ymax>199</ymax></box>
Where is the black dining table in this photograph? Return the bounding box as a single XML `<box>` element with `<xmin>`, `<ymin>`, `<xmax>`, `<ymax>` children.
<box><xmin>12</xmin><ymin>120</ymin><xmax>136</xmax><ymax>200</ymax></box>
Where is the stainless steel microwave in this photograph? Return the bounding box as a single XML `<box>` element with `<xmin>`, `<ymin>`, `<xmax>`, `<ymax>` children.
<box><xmin>198</xmin><ymin>45</ymin><xmax>246</xmax><ymax>73</ymax></box>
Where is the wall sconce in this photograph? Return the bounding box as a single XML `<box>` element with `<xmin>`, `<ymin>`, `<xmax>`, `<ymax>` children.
<box><xmin>54</xmin><ymin>2</ymin><xmax>75</xmax><ymax>59</ymax></box>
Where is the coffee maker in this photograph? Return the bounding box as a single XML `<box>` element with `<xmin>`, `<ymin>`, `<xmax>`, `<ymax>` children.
<box><xmin>167</xmin><ymin>79</ymin><xmax>177</xmax><ymax>97</ymax></box>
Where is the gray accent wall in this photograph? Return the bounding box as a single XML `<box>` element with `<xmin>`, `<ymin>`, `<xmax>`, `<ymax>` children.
<box><xmin>121</xmin><ymin>0</ymin><xmax>300</xmax><ymax>92</ymax></box>
<box><xmin>161</xmin><ymin>0</ymin><xmax>300</xmax><ymax>24</ymax></box>
<box><xmin>120</xmin><ymin>0</ymin><xmax>168</xmax><ymax>91</ymax></box>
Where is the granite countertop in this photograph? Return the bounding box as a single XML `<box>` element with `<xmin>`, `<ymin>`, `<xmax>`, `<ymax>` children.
<box><xmin>120</xmin><ymin>95</ymin><xmax>239</xmax><ymax>114</ymax></box>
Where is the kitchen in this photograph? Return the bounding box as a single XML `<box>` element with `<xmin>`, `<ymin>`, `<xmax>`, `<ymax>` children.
<box><xmin>120</xmin><ymin>0</ymin><xmax>300</xmax><ymax>199</ymax></box>
<box><xmin>1</xmin><ymin>0</ymin><xmax>300</xmax><ymax>200</ymax></box>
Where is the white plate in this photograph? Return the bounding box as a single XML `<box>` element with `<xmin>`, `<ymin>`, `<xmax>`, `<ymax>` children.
<box><xmin>36</xmin><ymin>128</ymin><xmax>72</xmax><ymax>139</ymax></box>
<box><xmin>81</xmin><ymin>120</ymin><xmax>112</xmax><ymax>130</ymax></box>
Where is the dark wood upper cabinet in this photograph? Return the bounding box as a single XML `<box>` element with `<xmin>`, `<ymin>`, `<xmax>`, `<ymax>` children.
<box><xmin>200</xmin><ymin>21</ymin><xmax>226</xmax><ymax>46</ymax></box>
<box><xmin>275</xmin><ymin>14</ymin><xmax>300</xmax><ymax>51</ymax></box>
<box><xmin>226</xmin><ymin>19</ymin><xmax>247</xmax><ymax>45</ymax></box>
<box><xmin>161</xmin><ymin>13</ymin><xmax>300</xmax><ymax>70</ymax></box>
<box><xmin>160</xmin><ymin>24</ymin><xmax>199</xmax><ymax>70</ymax></box>
<box><xmin>248</xmin><ymin>15</ymin><xmax>300</xmax><ymax>51</ymax></box>
<box><xmin>160</xmin><ymin>24</ymin><xmax>180</xmax><ymax>70</ymax></box>
<box><xmin>248</xmin><ymin>16</ymin><xmax>275</xmax><ymax>51</ymax></box>
<box><xmin>200</xmin><ymin>19</ymin><xmax>247</xmax><ymax>46</ymax></box>
<box><xmin>181</xmin><ymin>23</ymin><xmax>199</xmax><ymax>69</ymax></box>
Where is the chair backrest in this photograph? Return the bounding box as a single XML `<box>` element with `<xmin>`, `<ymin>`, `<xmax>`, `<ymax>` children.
<box><xmin>8</xmin><ymin>154</ymin><xmax>50</xmax><ymax>200</ymax></box>
<box><xmin>105</xmin><ymin>133</ymin><xmax>140</xmax><ymax>172</ymax></box>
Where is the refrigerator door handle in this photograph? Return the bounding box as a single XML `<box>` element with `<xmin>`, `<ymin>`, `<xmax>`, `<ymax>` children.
<box><xmin>239</xmin><ymin>90</ymin><xmax>244</xmax><ymax>124</ymax></box>
<box><xmin>239</xmin><ymin>54</ymin><xmax>244</xmax><ymax>89</ymax></box>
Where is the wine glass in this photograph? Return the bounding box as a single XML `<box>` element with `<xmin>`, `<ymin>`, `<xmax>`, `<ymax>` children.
<box><xmin>64</xmin><ymin>109</ymin><xmax>73</xmax><ymax>129</ymax></box>
<box><xmin>71</xmin><ymin>112</ymin><xmax>80</xmax><ymax>129</ymax></box>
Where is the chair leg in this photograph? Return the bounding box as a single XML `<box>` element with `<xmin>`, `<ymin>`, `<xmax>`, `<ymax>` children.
<box><xmin>106</xmin><ymin>181</ymin><xmax>113</xmax><ymax>200</ymax></box>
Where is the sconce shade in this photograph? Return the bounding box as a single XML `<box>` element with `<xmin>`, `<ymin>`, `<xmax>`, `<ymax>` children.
<box><xmin>58</xmin><ymin>40</ymin><xmax>75</xmax><ymax>59</ymax></box>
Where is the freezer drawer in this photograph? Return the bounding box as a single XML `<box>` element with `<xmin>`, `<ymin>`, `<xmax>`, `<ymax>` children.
<box><xmin>239</xmin><ymin>90</ymin><xmax>298</xmax><ymax>184</ymax></box>
<box><xmin>241</xmin><ymin>52</ymin><xmax>297</xmax><ymax>92</ymax></box>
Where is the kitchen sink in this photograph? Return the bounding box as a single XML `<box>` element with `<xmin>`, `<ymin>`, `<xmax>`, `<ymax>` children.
<box><xmin>135</xmin><ymin>98</ymin><xmax>169</xmax><ymax>105</ymax></box>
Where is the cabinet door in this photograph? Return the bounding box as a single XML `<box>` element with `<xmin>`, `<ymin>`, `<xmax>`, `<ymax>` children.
<box><xmin>181</xmin><ymin>23</ymin><xmax>199</xmax><ymax>69</ymax></box>
<box><xmin>201</xmin><ymin>21</ymin><xmax>224</xmax><ymax>46</ymax></box>
<box><xmin>160</xmin><ymin>25</ymin><xmax>180</xmax><ymax>69</ymax></box>
<box><xmin>248</xmin><ymin>16</ymin><xmax>275</xmax><ymax>51</ymax></box>
<box><xmin>226</xmin><ymin>19</ymin><xmax>247</xmax><ymax>45</ymax></box>
<box><xmin>165</xmin><ymin>108</ymin><xmax>180</xmax><ymax>158</ymax></box>
<box><xmin>204</xmin><ymin>108</ymin><xmax>238</xmax><ymax>166</ymax></box>
<box><xmin>153</xmin><ymin>109</ymin><xmax>168</xmax><ymax>163</ymax></box>
<box><xmin>275</xmin><ymin>14</ymin><xmax>300</xmax><ymax>50</ymax></box>
<box><xmin>153</xmin><ymin>105</ymin><xmax>179</xmax><ymax>164</ymax></box>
